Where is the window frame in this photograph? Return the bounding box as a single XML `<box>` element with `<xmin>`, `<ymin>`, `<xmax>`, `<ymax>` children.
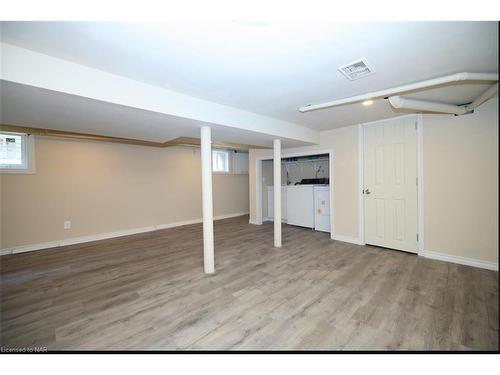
<box><xmin>0</xmin><ymin>132</ymin><xmax>36</xmax><ymax>174</ymax></box>
<box><xmin>232</xmin><ymin>150</ymin><xmax>249</xmax><ymax>174</ymax></box>
<box><xmin>212</xmin><ymin>149</ymin><xmax>231</xmax><ymax>174</ymax></box>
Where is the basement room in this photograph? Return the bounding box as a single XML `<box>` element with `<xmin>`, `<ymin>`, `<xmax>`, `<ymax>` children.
<box><xmin>0</xmin><ymin>19</ymin><xmax>498</xmax><ymax>354</ymax></box>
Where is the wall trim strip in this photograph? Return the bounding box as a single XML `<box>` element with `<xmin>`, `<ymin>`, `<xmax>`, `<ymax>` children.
<box><xmin>0</xmin><ymin>124</ymin><xmax>268</xmax><ymax>150</ymax></box>
<box><xmin>420</xmin><ymin>250</ymin><xmax>498</xmax><ymax>271</ymax></box>
<box><xmin>0</xmin><ymin>212</ymin><xmax>249</xmax><ymax>256</ymax></box>
<box><xmin>3</xmin><ymin>213</ymin><xmax>497</xmax><ymax>272</ymax></box>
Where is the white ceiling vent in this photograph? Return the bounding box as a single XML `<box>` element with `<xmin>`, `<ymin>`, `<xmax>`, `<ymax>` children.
<box><xmin>338</xmin><ymin>58</ymin><xmax>375</xmax><ymax>81</ymax></box>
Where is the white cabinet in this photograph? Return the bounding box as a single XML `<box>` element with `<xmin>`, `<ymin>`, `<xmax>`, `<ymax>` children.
<box><xmin>233</xmin><ymin>152</ymin><xmax>249</xmax><ymax>174</ymax></box>
<box><xmin>314</xmin><ymin>186</ymin><xmax>330</xmax><ymax>232</ymax></box>
<box><xmin>267</xmin><ymin>186</ymin><xmax>287</xmax><ymax>221</ymax></box>
<box><xmin>286</xmin><ymin>185</ymin><xmax>315</xmax><ymax>228</ymax></box>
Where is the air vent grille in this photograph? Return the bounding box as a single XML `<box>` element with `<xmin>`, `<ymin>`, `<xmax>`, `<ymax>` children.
<box><xmin>338</xmin><ymin>58</ymin><xmax>375</xmax><ymax>81</ymax></box>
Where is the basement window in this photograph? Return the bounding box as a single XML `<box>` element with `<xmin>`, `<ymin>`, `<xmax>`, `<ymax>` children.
<box><xmin>212</xmin><ymin>149</ymin><xmax>230</xmax><ymax>173</ymax></box>
<box><xmin>0</xmin><ymin>132</ymin><xmax>36</xmax><ymax>174</ymax></box>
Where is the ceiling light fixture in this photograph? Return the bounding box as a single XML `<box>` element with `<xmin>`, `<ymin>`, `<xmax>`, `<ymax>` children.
<box><xmin>362</xmin><ymin>100</ymin><xmax>373</xmax><ymax>106</ymax></box>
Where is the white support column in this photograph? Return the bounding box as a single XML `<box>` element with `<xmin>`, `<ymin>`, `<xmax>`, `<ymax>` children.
<box><xmin>201</xmin><ymin>126</ymin><xmax>215</xmax><ymax>273</ymax></box>
<box><xmin>273</xmin><ymin>139</ymin><xmax>282</xmax><ymax>248</ymax></box>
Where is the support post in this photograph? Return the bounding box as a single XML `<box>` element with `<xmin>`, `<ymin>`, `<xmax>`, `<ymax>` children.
<box><xmin>201</xmin><ymin>126</ymin><xmax>215</xmax><ymax>273</ymax></box>
<box><xmin>273</xmin><ymin>139</ymin><xmax>282</xmax><ymax>247</ymax></box>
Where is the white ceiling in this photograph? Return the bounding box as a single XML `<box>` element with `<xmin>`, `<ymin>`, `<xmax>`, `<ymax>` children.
<box><xmin>0</xmin><ymin>81</ymin><xmax>308</xmax><ymax>148</ymax></box>
<box><xmin>0</xmin><ymin>21</ymin><xmax>498</xmax><ymax>135</ymax></box>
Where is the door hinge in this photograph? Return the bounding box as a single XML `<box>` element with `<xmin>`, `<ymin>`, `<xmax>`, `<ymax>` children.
<box><xmin>415</xmin><ymin>121</ymin><xmax>418</xmax><ymax>130</ymax></box>
<box><xmin>416</xmin><ymin>177</ymin><xmax>418</xmax><ymax>186</ymax></box>
<box><xmin>417</xmin><ymin>233</ymin><xmax>419</xmax><ymax>242</ymax></box>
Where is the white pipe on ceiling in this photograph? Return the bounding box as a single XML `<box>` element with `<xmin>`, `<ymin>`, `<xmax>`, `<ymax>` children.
<box><xmin>299</xmin><ymin>72</ymin><xmax>498</xmax><ymax>113</ymax></box>
<box><xmin>388</xmin><ymin>96</ymin><xmax>468</xmax><ymax>115</ymax></box>
<box><xmin>465</xmin><ymin>83</ymin><xmax>499</xmax><ymax>111</ymax></box>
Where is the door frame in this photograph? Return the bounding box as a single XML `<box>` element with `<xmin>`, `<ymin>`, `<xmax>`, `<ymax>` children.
<box><xmin>255</xmin><ymin>149</ymin><xmax>335</xmax><ymax>238</ymax></box>
<box><xmin>357</xmin><ymin>114</ymin><xmax>425</xmax><ymax>254</ymax></box>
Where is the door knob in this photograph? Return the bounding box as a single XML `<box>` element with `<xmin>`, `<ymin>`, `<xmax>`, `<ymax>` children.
<box><xmin>364</xmin><ymin>189</ymin><xmax>371</xmax><ymax>195</ymax></box>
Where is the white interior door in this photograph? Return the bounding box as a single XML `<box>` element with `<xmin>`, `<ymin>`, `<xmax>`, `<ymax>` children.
<box><xmin>363</xmin><ymin>116</ymin><xmax>418</xmax><ymax>253</ymax></box>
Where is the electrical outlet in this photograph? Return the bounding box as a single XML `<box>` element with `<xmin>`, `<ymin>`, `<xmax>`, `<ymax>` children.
<box><xmin>64</xmin><ymin>220</ymin><xmax>71</xmax><ymax>230</ymax></box>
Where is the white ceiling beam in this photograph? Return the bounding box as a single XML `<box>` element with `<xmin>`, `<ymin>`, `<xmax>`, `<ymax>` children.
<box><xmin>0</xmin><ymin>42</ymin><xmax>319</xmax><ymax>145</ymax></box>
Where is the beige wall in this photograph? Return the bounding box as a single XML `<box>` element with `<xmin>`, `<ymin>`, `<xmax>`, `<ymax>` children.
<box><xmin>424</xmin><ymin>97</ymin><xmax>498</xmax><ymax>263</ymax></box>
<box><xmin>249</xmin><ymin>97</ymin><xmax>498</xmax><ymax>264</ymax></box>
<box><xmin>1</xmin><ymin>137</ymin><xmax>249</xmax><ymax>248</ymax></box>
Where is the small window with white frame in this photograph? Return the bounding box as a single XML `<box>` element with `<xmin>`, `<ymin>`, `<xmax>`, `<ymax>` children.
<box><xmin>212</xmin><ymin>149</ymin><xmax>230</xmax><ymax>173</ymax></box>
<box><xmin>0</xmin><ymin>132</ymin><xmax>36</xmax><ymax>174</ymax></box>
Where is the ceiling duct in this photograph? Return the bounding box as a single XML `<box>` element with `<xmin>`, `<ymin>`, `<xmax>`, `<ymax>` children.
<box><xmin>338</xmin><ymin>58</ymin><xmax>375</xmax><ymax>81</ymax></box>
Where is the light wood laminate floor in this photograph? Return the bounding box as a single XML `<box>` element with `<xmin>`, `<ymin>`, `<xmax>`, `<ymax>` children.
<box><xmin>1</xmin><ymin>215</ymin><xmax>498</xmax><ymax>351</ymax></box>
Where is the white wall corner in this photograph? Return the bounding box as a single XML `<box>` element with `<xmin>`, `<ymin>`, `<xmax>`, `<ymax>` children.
<box><xmin>357</xmin><ymin>123</ymin><xmax>365</xmax><ymax>245</ymax></box>
<box><xmin>416</xmin><ymin>113</ymin><xmax>425</xmax><ymax>254</ymax></box>
<box><xmin>332</xmin><ymin>234</ymin><xmax>363</xmax><ymax>245</ymax></box>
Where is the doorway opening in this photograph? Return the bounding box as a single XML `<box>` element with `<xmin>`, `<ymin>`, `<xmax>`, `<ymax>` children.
<box><xmin>255</xmin><ymin>150</ymin><xmax>334</xmax><ymax>237</ymax></box>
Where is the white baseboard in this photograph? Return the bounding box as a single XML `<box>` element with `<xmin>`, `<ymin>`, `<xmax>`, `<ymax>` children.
<box><xmin>332</xmin><ymin>234</ymin><xmax>363</xmax><ymax>245</ymax></box>
<box><xmin>420</xmin><ymin>250</ymin><xmax>498</xmax><ymax>271</ymax></box>
<box><xmin>262</xmin><ymin>217</ymin><xmax>287</xmax><ymax>223</ymax></box>
<box><xmin>7</xmin><ymin>215</ymin><xmax>495</xmax><ymax>274</ymax></box>
<box><xmin>0</xmin><ymin>212</ymin><xmax>249</xmax><ymax>256</ymax></box>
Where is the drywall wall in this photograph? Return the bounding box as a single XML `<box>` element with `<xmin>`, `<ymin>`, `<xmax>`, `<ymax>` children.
<box><xmin>1</xmin><ymin>137</ymin><xmax>249</xmax><ymax>248</ymax></box>
<box><xmin>250</xmin><ymin>124</ymin><xmax>358</xmax><ymax>238</ymax></box>
<box><xmin>249</xmin><ymin>97</ymin><xmax>498</xmax><ymax>265</ymax></box>
<box><xmin>423</xmin><ymin>97</ymin><xmax>498</xmax><ymax>263</ymax></box>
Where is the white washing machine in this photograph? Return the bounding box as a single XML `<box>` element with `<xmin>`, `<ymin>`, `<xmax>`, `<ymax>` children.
<box><xmin>286</xmin><ymin>185</ymin><xmax>315</xmax><ymax>228</ymax></box>
<box><xmin>314</xmin><ymin>186</ymin><xmax>330</xmax><ymax>232</ymax></box>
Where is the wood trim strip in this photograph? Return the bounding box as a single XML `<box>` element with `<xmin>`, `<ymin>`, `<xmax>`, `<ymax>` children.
<box><xmin>0</xmin><ymin>124</ymin><xmax>165</xmax><ymax>147</ymax></box>
<box><xmin>0</xmin><ymin>124</ymin><xmax>270</xmax><ymax>149</ymax></box>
